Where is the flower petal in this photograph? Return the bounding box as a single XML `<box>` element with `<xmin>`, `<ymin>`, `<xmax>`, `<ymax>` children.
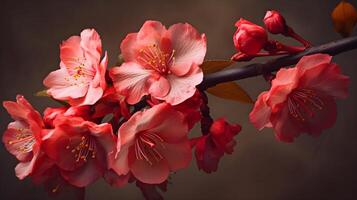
<box><xmin>167</xmin><ymin>23</ymin><xmax>207</xmax><ymax>76</ymax></box>
<box><xmin>110</xmin><ymin>62</ymin><xmax>153</xmax><ymax>105</ymax></box>
<box><xmin>249</xmin><ymin>91</ymin><xmax>272</xmax><ymax>130</ymax></box>
<box><xmin>158</xmin><ymin>64</ymin><xmax>203</xmax><ymax>105</ymax></box>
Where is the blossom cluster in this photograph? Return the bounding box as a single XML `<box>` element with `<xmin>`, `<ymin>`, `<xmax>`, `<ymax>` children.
<box><xmin>2</xmin><ymin>10</ymin><xmax>350</xmax><ymax>200</ymax></box>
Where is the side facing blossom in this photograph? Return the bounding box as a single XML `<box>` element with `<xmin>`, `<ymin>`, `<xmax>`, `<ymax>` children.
<box><xmin>110</xmin><ymin>103</ymin><xmax>192</xmax><ymax>184</ymax></box>
<box><xmin>193</xmin><ymin>118</ymin><xmax>241</xmax><ymax>173</ymax></box>
<box><xmin>44</xmin><ymin>29</ymin><xmax>107</xmax><ymax>106</ymax></box>
<box><xmin>42</xmin><ymin>116</ymin><xmax>116</xmax><ymax>187</ymax></box>
<box><xmin>110</xmin><ymin>20</ymin><xmax>206</xmax><ymax>105</ymax></box>
<box><xmin>2</xmin><ymin>95</ymin><xmax>45</xmax><ymax>179</ymax></box>
<box><xmin>249</xmin><ymin>54</ymin><xmax>349</xmax><ymax>142</ymax></box>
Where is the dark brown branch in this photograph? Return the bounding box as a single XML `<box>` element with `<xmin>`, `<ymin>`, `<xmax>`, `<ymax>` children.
<box><xmin>200</xmin><ymin>36</ymin><xmax>357</xmax><ymax>90</ymax></box>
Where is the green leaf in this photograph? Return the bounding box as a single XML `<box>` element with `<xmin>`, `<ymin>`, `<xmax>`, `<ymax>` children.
<box><xmin>207</xmin><ymin>82</ymin><xmax>253</xmax><ymax>104</ymax></box>
<box><xmin>200</xmin><ymin>60</ymin><xmax>234</xmax><ymax>75</ymax></box>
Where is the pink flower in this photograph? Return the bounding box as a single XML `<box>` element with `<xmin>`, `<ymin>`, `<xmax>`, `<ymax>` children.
<box><xmin>110</xmin><ymin>103</ymin><xmax>191</xmax><ymax>184</ymax></box>
<box><xmin>110</xmin><ymin>20</ymin><xmax>206</xmax><ymax>105</ymax></box>
<box><xmin>2</xmin><ymin>95</ymin><xmax>45</xmax><ymax>179</ymax></box>
<box><xmin>249</xmin><ymin>54</ymin><xmax>349</xmax><ymax>142</ymax></box>
<box><xmin>263</xmin><ymin>10</ymin><xmax>287</xmax><ymax>34</ymax></box>
<box><xmin>233</xmin><ymin>18</ymin><xmax>268</xmax><ymax>55</ymax></box>
<box><xmin>43</xmin><ymin>29</ymin><xmax>107</xmax><ymax>106</ymax></box>
<box><xmin>41</xmin><ymin>116</ymin><xmax>116</xmax><ymax>187</ymax></box>
<box><xmin>193</xmin><ymin>118</ymin><xmax>241</xmax><ymax>173</ymax></box>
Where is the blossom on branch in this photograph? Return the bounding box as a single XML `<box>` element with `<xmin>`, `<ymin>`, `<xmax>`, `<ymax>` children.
<box><xmin>44</xmin><ymin>29</ymin><xmax>108</xmax><ymax>106</ymax></box>
<box><xmin>249</xmin><ymin>54</ymin><xmax>349</xmax><ymax>142</ymax></box>
<box><xmin>2</xmin><ymin>95</ymin><xmax>46</xmax><ymax>179</ymax></box>
<box><xmin>193</xmin><ymin>118</ymin><xmax>241</xmax><ymax>173</ymax></box>
<box><xmin>110</xmin><ymin>20</ymin><xmax>206</xmax><ymax>105</ymax></box>
<box><xmin>110</xmin><ymin>103</ymin><xmax>192</xmax><ymax>184</ymax></box>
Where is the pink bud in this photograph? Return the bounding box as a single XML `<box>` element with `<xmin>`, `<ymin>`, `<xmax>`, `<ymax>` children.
<box><xmin>263</xmin><ymin>10</ymin><xmax>287</xmax><ymax>34</ymax></box>
<box><xmin>233</xmin><ymin>18</ymin><xmax>268</xmax><ymax>55</ymax></box>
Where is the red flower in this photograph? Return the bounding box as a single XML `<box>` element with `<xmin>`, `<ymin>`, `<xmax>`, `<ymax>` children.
<box><xmin>43</xmin><ymin>106</ymin><xmax>91</xmax><ymax>128</ymax></box>
<box><xmin>263</xmin><ymin>10</ymin><xmax>287</xmax><ymax>34</ymax></box>
<box><xmin>110</xmin><ymin>103</ymin><xmax>191</xmax><ymax>184</ymax></box>
<box><xmin>194</xmin><ymin>118</ymin><xmax>241</xmax><ymax>173</ymax></box>
<box><xmin>42</xmin><ymin>116</ymin><xmax>116</xmax><ymax>187</ymax></box>
<box><xmin>233</xmin><ymin>18</ymin><xmax>268</xmax><ymax>55</ymax></box>
<box><xmin>2</xmin><ymin>95</ymin><xmax>46</xmax><ymax>179</ymax></box>
<box><xmin>110</xmin><ymin>20</ymin><xmax>206</xmax><ymax>105</ymax></box>
<box><xmin>250</xmin><ymin>54</ymin><xmax>349</xmax><ymax>142</ymax></box>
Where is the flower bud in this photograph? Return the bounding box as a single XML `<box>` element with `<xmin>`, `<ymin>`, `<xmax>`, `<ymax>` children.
<box><xmin>263</xmin><ymin>10</ymin><xmax>287</xmax><ymax>34</ymax></box>
<box><xmin>233</xmin><ymin>18</ymin><xmax>268</xmax><ymax>55</ymax></box>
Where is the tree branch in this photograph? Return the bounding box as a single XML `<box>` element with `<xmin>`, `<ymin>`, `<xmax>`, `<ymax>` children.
<box><xmin>200</xmin><ymin>36</ymin><xmax>357</xmax><ymax>90</ymax></box>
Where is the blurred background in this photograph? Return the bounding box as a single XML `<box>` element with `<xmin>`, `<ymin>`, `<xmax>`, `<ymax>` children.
<box><xmin>1</xmin><ymin>0</ymin><xmax>357</xmax><ymax>199</ymax></box>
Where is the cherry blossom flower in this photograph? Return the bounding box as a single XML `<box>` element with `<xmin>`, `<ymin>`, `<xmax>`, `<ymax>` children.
<box><xmin>110</xmin><ymin>103</ymin><xmax>191</xmax><ymax>184</ymax></box>
<box><xmin>193</xmin><ymin>118</ymin><xmax>241</xmax><ymax>173</ymax></box>
<box><xmin>42</xmin><ymin>116</ymin><xmax>116</xmax><ymax>187</ymax></box>
<box><xmin>110</xmin><ymin>20</ymin><xmax>206</xmax><ymax>105</ymax></box>
<box><xmin>249</xmin><ymin>54</ymin><xmax>349</xmax><ymax>142</ymax></box>
<box><xmin>43</xmin><ymin>29</ymin><xmax>107</xmax><ymax>106</ymax></box>
<box><xmin>2</xmin><ymin>95</ymin><xmax>46</xmax><ymax>179</ymax></box>
<box><xmin>263</xmin><ymin>10</ymin><xmax>287</xmax><ymax>34</ymax></box>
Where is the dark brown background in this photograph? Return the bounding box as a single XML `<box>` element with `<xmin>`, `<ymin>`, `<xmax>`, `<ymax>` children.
<box><xmin>1</xmin><ymin>0</ymin><xmax>357</xmax><ymax>199</ymax></box>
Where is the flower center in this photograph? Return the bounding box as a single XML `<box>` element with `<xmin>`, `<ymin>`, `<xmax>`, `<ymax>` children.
<box><xmin>66</xmin><ymin>135</ymin><xmax>96</xmax><ymax>162</ymax></box>
<box><xmin>137</xmin><ymin>44</ymin><xmax>175</xmax><ymax>74</ymax></box>
<box><xmin>134</xmin><ymin>131</ymin><xmax>165</xmax><ymax>165</ymax></box>
<box><xmin>64</xmin><ymin>57</ymin><xmax>95</xmax><ymax>86</ymax></box>
<box><xmin>287</xmin><ymin>88</ymin><xmax>324</xmax><ymax>122</ymax></box>
<box><xmin>8</xmin><ymin>127</ymin><xmax>35</xmax><ymax>153</ymax></box>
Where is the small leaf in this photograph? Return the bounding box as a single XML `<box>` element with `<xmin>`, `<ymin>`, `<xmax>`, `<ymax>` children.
<box><xmin>331</xmin><ymin>1</ymin><xmax>357</xmax><ymax>37</ymax></box>
<box><xmin>207</xmin><ymin>82</ymin><xmax>253</xmax><ymax>104</ymax></box>
<box><xmin>200</xmin><ymin>60</ymin><xmax>234</xmax><ymax>74</ymax></box>
<box><xmin>35</xmin><ymin>89</ymin><xmax>49</xmax><ymax>97</ymax></box>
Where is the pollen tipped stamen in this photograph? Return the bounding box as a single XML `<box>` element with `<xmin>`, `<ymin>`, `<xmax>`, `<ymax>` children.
<box><xmin>8</xmin><ymin>129</ymin><xmax>36</xmax><ymax>153</ymax></box>
<box><xmin>135</xmin><ymin>132</ymin><xmax>165</xmax><ymax>165</ymax></box>
<box><xmin>67</xmin><ymin>136</ymin><xmax>96</xmax><ymax>163</ymax></box>
<box><xmin>288</xmin><ymin>88</ymin><xmax>325</xmax><ymax>121</ymax></box>
<box><xmin>137</xmin><ymin>44</ymin><xmax>175</xmax><ymax>75</ymax></box>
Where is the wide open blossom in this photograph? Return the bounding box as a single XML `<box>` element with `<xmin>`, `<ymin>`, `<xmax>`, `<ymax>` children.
<box><xmin>110</xmin><ymin>20</ymin><xmax>206</xmax><ymax>105</ymax></box>
<box><xmin>42</xmin><ymin>116</ymin><xmax>116</xmax><ymax>187</ymax></box>
<box><xmin>44</xmin><ymin>29</ymin><xmax>107</xmax><ymax>106</ymax></box>
<box><xmin>110</xmin><ymin>103</ymin><xmax>192</xmax><ymax>184</ymax></box>
<box><xmin>2</xmin><ymin>95</ymin><xmax>45</xmax><ymax>179</ymax></box>
<box><xmin>193</xmin><ymin>118</ymin><xmax>241</xmax><ymax>173</ymax></box>
<box><xmin>249</xmin><ymin>54</ymin><xmax>349</xmax><ymax>142</ymax></box>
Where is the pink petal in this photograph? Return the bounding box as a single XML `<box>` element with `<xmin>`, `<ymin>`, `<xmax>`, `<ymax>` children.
<box><xmin>166</xmin><ymin>23</ymin><xmax>207</xmax><ymax>76</ymax></box>
<box><xmin>300</xmin><ymin>63</ymin><xmax>349</xmax><ymax>99</ymax></box>
<box><xmin>110</xmin><ymin>62</ymin><xmax>153</xmax><ymax>105</ymax></box>
<box><xmin>267</xmin><ymin>67</ymin><xmax>299</xmax><ymax>107</ymax></box>
<box><xmin>270</xmin><ymin>103</ymin><xmax>301</xmax><ymax>143</ymax></box>
<box><xmin>121</xmin><ymin>21</ymin><xmax>166</xmax><ymax>62</ymax></box>
<box><xmin>15</xmin><ymin>144</ymin><xmax>40</xmax><ymax>180</ymax></box>
<box><xmin>43</xmin><ymin>68</ymin><xmax>88</xmax><ymax>100</ymax></box>
<box><xmin>60</xmin><ymin>36</ymin><xmax>84</xmax><ymax>69</ymax></box>
<box><xmin>109</xmin><ymin>147</ymin><xmax>130</xmax><ymax>176</ymax></box>
<box><xmin>158</xmin><ymin>141</ymin><xmax>192</xmax><ymax>171</ymax></box>
<box><xmin>60</xmin><ymin>158</ymin><xmax>102</xmax><ymax>187</ymax></box>
<box><xmin>148</xmin><ymin>76</ymin><xmax>170</xmax><ymax>99</ymax></box>
<box><xmin>3</xmin><ymin>122</ymin><xmax>33</xmax><ymax>161</ymax></box>
<box><xmin>295</xmin><ymin>54</ymin><xmax>332</xmax><ymax>72</ymax></box>
<box><xmin>80</xmin><ymin>29</ymin><xmax>102</xmax><ymax>64</ymax></box>
<box><xmin>130</xmin><ymin>157</ymin><xmax>170</xmax><ymax>184</ymax></box>
<box><xmin>158</xmin><ymin>64</ymin><xmax>203</xmax><ymax>105</ymax></box>
<box><xmin>249</xmin><ymin>91</ymin><xmax>272</xmax><ymax>130</ymax></box>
